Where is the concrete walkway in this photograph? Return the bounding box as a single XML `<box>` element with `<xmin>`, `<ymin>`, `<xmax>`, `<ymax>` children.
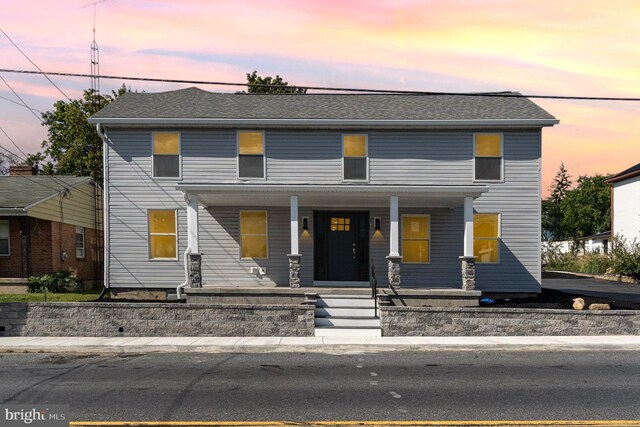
<box><xmin>2</xmin><ymin>335</ymin><xmax>640</xmax><ymax>353</ymax></box>
<box><xmin>542</xmin><ymin>271</ymin><xmax>640</xmax><ymax>303</ymax></box>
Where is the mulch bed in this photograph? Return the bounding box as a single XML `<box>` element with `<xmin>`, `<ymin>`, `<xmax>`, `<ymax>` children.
<box><xmin>483</xmin><ymin>288</ymin><xmax>640</xmax><ymax>310</ymax></box>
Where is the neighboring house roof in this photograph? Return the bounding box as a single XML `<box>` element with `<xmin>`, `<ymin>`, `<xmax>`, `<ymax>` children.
<box><xmin>606</xmin><ymin>162</ymin><xmax>640</xmax><ymax>184</ymax></box>
<box><xmin>578</xmin><ymin>231</ymin><xmax>611</xmax><ymax>241</ymax></box>
<box><xmin>0</xmin><ymin>176</ymin><xmax>92</xmax><ymax>210</ymax></box>
<box><xmin>89</xmin><ymin>87</ymin><xmax>558</xmax><ymax>127</ymax></box>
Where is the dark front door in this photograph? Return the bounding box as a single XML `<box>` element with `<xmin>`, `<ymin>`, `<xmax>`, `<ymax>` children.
<box><xmin>314</xmin><ymin>211</ymin><xmax>369</xmax><ymax>282</ymax></box>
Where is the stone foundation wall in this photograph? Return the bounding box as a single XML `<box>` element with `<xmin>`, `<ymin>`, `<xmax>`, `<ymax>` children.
<box><xmin>0</xmin><ymin>302</ymin><xmax>315</xmax><ymax>337</ymax></box>
<box><xmin>381</xmin><ymin>306</ymin><xmax>640</xmax><ymax>336</ymax></box>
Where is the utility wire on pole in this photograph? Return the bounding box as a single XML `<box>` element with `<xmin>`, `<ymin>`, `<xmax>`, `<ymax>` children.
<box><xmin>1</xmin><ymin>67</ymin><xmax>640</xmax><ymax>102</ymax></box>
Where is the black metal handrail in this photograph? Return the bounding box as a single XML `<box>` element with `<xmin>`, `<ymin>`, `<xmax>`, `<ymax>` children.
<box><xmin>370</xmin><ymin>258</ymin><xmax>378</xmax><ymax>318</ymax></box>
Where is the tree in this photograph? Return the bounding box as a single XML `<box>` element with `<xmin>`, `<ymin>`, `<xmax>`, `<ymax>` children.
<box><xmin>561</xmin><ymin>174</ymin><xmax>611</xmax><ymax>240</ymax></box>
<box><xmin>542</xmin><ymin>163</ymin><xmax>572</xmax><ymax>240</ymax></box>
<box><xmin>0</xmin><ymin>152</ymin><xmax>19</xmax><ymax>175</ymax></box>
<box><xmin>244</xmin><ymin>71</ymin><xmax>307</xmax><ymax>94</ymax></box>
<box><xmin>32</xmin><ymin>85</ymin><xmax>130</xmax><ymax>183</ymax></box>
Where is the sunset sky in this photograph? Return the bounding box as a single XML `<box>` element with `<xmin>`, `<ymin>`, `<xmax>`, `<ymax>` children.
<box><xmin>1</xmin><ymin>0</ymin><xmax>639</xmax><ymax>194</ymax></box>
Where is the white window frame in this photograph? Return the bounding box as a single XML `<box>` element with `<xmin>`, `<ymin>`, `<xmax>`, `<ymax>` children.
<box><xmin>237</xmin><ymin>130</ymin><xmax>267</xmax><ymax>180</ymax></box>
<box><xmin>342</xmin><ymin>134</ymin><xmax>369</xmax><ymax>182</ymax></box>
<box><xmin>75</xmin><ymin>226</ymin><xmax>85</xmax><ymax>259</ymax></box>
<box><xmin>472</xmin><ymin>132</ymin><xmax>504</xmax><ymax>183</ymax></box>
<box><xmin>400</xmin><ymin>214</ymin><xmax>431</xmax><ymax>264</ymax></box>
<box><xmin>0</xmin><ymin>219</ymin><xmax>9</xmax><ymax>257</ymax></box>
<box><xmin>151</xmin><ymin>131</ymin><xmax>182</xmax><ymax>180</ymax></box>
<box><xmin>474</xmin><ymin>212</ymin><xmax>501</xmax><ymax>264</ymax></box>
<box><xmin>147</xmin><ymin>209</ymin><xmax>179</xmax><ymax>261</ymax></box>
<box><xmin>239</xmin><ymin>210</ymin><xmax>269</xmax><ymax>260</ymax></box>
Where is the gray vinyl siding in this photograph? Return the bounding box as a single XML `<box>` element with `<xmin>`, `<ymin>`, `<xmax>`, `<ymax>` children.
<box><xmin>106</xmin><ymin>127</ymin><xmax>541</xmax><ymax>292</ymax></box>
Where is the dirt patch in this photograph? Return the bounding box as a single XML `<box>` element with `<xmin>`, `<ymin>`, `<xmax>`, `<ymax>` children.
<box><xmin>483</xmin><ymin>289</ymin><xmax>640</xmax><ymax>310</ymax></box>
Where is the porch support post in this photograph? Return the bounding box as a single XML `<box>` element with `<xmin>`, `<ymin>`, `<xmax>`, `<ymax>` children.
<box><xmin>186</xmin><ymin>194</ymin><xmax>202</xmax><ymax>288</ymax></box>
<box><xmin>187</xmin><ymin>195</ymin><xmax>199</xmax><ymax>254</ymax></box>
<box><xmin>288</xmin><ymin>195</ymin><xmax>301</xmax><ymax>288</ymax></box>
<box><xmin>387</xmin><ymin>195</ymin><xmax>402</xmax><ymax>288</ymax></box>
<box><xmin>460</xmin><ymin>196</ymin><xmax>476</xmax><ymax>290</ymax></box>
<box><xmin>389</xmin><ymin>196</ymin><xmax>399</xmax><ymax>256</ymax></box>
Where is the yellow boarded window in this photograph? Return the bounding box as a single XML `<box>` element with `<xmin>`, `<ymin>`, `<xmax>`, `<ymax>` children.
<box><xmin>153</xmin><ymin>132</ymin><xmax>180</xmax><ymax>178</ymax></box>
<box><xmin>148</xmin><ymin>210</ymin><xmax>177</xmax><ymax>259</ymax></box>
<box><xmin>474</xmin><ymin>134</ymin><xmax>502</xmax><ymax>181</ymax></box>
<box><xmin>238</xmin><ymin>132</ymin><xmax>264</xmax><ymax>155</ymax></box>
<box><xmin>402</xmin><ymin>215</ymin><xmax>430</xmax><ymax>263</ymax></box>
<box><xmin>153</xmin><ymin>133</ymin><xmax>180</xmax><ymax>154</ymax></box>
<box><xmin>343</xmin><ymin>135</ymin><xmax>367</xmax><ymax>157</ymax></box>
<box><xmin>474</xmin><ymin>213</ymin><xmax>499</xmax><ymax>263</ymax></box>
<box><xmin>240</xmin><ymin>211</ymin><xmax>268</xmax><ymax>259</ymax></box>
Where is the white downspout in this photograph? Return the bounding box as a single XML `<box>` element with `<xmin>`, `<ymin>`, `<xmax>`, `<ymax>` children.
<box><xmin>176</xmin><ymin>245</ymin><xmax>191</xmax><ymax>301</ymax></box>
<box><xmin>96</xmin><ymin>123</ymin><xmax>110</xmax><ymax>292</ymax></box>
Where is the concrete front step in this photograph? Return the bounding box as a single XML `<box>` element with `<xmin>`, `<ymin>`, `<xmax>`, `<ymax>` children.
<box><xmin>315</xmin><ymin>307</ymin><xmax>377</xmax><ymax>318</ymax></box>
<box><xmin>316</xmin><ymin>297</ymin><xmax>375</xmax><ymax>308</ymax></box>
<box><xmin>315</xmin><ymin>317</ymin><xmax>381</xmax><ymax>328</ymax></box>
<box><xmin>314</xmin><ymin>327</ymin><xmax>382</xmax><ymax>337</ymax></box>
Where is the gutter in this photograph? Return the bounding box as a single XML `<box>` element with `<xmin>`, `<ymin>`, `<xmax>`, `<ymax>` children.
<box><xmin>96</xmin><ymin>123</ymin><xmax>110</xmax><ymax>292</ymax></box>
<box><xmin>88</xmin><ymin>117</ymin><xmax>560</xmax><ymax>128</ymax></box>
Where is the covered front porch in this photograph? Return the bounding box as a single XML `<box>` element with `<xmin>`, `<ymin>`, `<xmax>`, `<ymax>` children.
<box><xmin>176</xmin><ymin>183</ymin><xmax>488</xmax><ymax>295</ymax></box>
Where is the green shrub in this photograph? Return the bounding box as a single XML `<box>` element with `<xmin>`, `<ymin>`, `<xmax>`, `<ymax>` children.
<box><xmin>575</xmin><ymin>252</ymin><xmax>611</xmax><ymax>275</ymax></box>
<box><xmin>27</xmin><ymin>270</ymin><xmax>76</xmax><ymax>293</ymax></box>
<box><xmin>610</xmin><ymin>237</ymin><xmax>640</xmax><ymax>281</ymax></box>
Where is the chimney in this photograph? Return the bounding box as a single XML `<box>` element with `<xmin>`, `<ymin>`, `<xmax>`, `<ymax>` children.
<box><xmin>9</xmin><ymin>165</ymin><xmax>37</xmax><ymax>176</ymax></box>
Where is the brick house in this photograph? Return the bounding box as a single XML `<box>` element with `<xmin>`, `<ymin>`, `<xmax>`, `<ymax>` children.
<box><xmin>0</xmin><ymin>166</ymin><xmax>102</xmax><ymax>289</ymax></box>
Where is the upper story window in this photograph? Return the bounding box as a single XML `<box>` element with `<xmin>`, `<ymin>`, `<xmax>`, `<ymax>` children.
<box><xmin>0</xmin><ymin>220</ymin><xmax>9</xmax><ymax>256</ymax></box>
<box><xmin>402</xmin><ymin>215</ymin><xmax>430</xmax><ymax>263</ymax></box>
<box><xmin>474</xmin><ymin>133</ymin><xmax>503</xmax><ymax>181</ymax></box>
<box><xmin>153</xmin><ymin>132</ymin><xmax>181</xmax><ymax>178</ymax></box>
<box><xmin>474</xmin><ymin>213</ymin><xmax>500</xmax><ymax>263</ymax></box>
<box><xmin>238</xmin><ymin>131</ymin><xmax>265</xmax><ymax>179</ymax></box>
<box><xmin>148</xmin><ymin>209</ymin><xmax>178</xmax><ymax>260</ymax></box>
<box><xmin>343</xmin><ymin>134</ymin><xmax>368</xmax><ymax>181</ymax></box>
<box><xmin>75</xmin><ymin>226</ymin><xmax>85</xmax><ymax>259</ymax></box>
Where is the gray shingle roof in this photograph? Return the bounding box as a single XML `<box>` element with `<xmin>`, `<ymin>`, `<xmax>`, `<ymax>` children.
<box><xmin>90</xmin><ymin>87</ymin><xmax>556</xmax><ymax>122</ymax></box>
<box><xmin>0</xmin><ymin>176</ymin><xmax>91</xmax><ymax>209</ymax></box>
<box><xmin>606</xmin><ymin>162</ymin><xmax>640</xmax><ymax>183</ymax></box>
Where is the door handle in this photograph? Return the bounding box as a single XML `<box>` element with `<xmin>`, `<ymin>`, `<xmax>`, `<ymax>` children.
<box><xmin>353</xmin><ymin>247</ymin><xmax>356</xmax><ymax>259</ymax></box>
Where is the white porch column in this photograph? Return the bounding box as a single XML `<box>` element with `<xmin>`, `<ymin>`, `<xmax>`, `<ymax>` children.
<box><xmin>288</xmin><ymin>195</ymin><xmax>301</xmax><ymax>288</ymax></box>
<box><xmin>389</xmin><ymin>195</ymin><xmax>399</xmax><ymax>256</ymax></box>
<box><xmin>460</xmin><ymin>196</ymin><xmax>476</xmax><ymax>291</ymax></box>
<box><xmin>387</xmin><ymin>195</ymin><xmax>402</xmax><ymax>287</ymax></box>
<box><xmin>290</xmin><ymin>195</ymin><xmax>299</xmax><ymax>255</ymax></box>
<box><xmin>187</xmin><ymin>194</ymin><xmax>199</xmax><ymax>253</ymax></box>
<box><xmin>463</xmin><ymin>196</ymin><xmax>473</xmax><ymax>257</ymax></box>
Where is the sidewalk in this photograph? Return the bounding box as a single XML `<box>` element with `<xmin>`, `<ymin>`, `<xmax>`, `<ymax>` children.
<box><xmin>2</xmin><ymin>335</ymin><xmax>640</xmax><ymax>353</ymax></box>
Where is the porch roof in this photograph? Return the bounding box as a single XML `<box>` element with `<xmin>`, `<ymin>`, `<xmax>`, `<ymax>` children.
<box><xmin>175</xmin><ymin>183</ymin><xmax>489</xmax><ymax>208</ymax></box>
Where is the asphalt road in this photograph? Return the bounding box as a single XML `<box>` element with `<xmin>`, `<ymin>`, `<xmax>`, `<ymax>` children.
<box><xmin>542</xmin><ymin>272</ymin><xmax>640</xmax><ymax>303</ymax></box>
<box><xmin>0</xmin><ymin>351</ymin><xmax>639</xmax><ymax>422</ymax></box>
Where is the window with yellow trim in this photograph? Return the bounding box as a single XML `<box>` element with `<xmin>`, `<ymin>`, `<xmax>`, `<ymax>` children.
<box><xmin>153</xmin><ymin>132</ymin><xmax>180</xmax><ymax>178</ymax></box>
<box><xmin>474</xmin><ymin>213</ymin><xmax>499</xmax><ymax>263</ymax></box>
<box><xmin>474</xmin><ymin>133</ymin><xmax>502</xmax><ymax>181</ymax></box>
<box><xmin>343</xmin><ymin>135</ymin><xmax>367</xmax><ymax>181</ymax></box>
<box><xmin>402</xmin><ymin>215</ymin><xmax>430</xmax><ymax>263</ymax></box>
<box><xmin>240</xmin><ymin>211</ymin><xmax>268</xmax><ymax>259</ymax></box>
<box><xmin>148</xmin><ymin>210</ymin><xmax>177</xmax><ymax>259</ymax></box>
<box><xmin>238</xmin><ymin>131</ymin><xmax>265</xmax><ymax>178</ymax></box>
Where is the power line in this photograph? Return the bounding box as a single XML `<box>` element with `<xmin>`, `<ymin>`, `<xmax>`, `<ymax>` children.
<box><xmin>0</xmin><ymin>75</ymin><xmax>44</xmax><ymax>121</ymax></box>
<box><xmin>0</xmin><ymin>125</ymin><xmax>28</xmax><ymax>158</ymax></box>
<box><xmin>0</xmin><ymin>94</ymin><xmax>45</xmax><ymax>114</ymax></box>
<box><xmin>1</xmin><ymin>67</ymin><xmax>640</xmax><ymax>102</ymax></box>
<box><xmin>0</xmin><ymin>28</ymin><xmax>72</xmax><ymax>102</ymax></box>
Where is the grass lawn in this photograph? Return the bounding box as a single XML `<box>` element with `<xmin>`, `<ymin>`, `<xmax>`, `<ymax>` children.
<box><xmin>0</xmin><ymin>290</ymin><xmax>102</xmax><ymax>302</ymax></box>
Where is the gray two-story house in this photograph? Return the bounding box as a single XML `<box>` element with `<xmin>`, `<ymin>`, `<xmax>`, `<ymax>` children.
<box><xmin>90</xmin><ymin>88</ymin><xmax>557</xmax><ymax>300</ymax></box>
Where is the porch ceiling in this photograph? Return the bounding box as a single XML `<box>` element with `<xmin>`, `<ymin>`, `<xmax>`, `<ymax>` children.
<box><xmin>176</xmin><ymin>183</ymin><xmax>489</xmax><ymax>208</ymax></box>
